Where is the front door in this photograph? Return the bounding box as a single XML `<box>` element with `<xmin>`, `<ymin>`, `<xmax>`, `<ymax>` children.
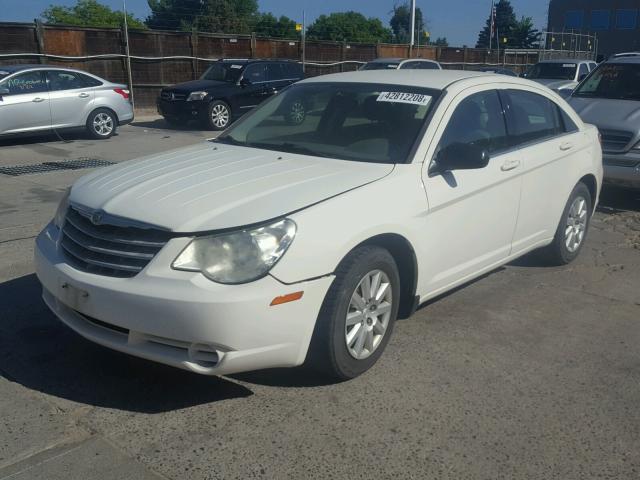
<box><xmin>46</xmin><ymin>70</ymin><xmax>95</xmax><ymax>129</ymax></box>
<box><xmin>0</xmin><ymin>70</ymin><xmax>50</xmax><ymax>135</ymax></box>
<box><xmin>420</xmin><ymin>88</ymin><xmax>522</xmax><ymax>296</ymax></box>
<box><xmin>236</xmin><ymin>63</ymin><xmax>269</xmax><ymax>113</ymax></box>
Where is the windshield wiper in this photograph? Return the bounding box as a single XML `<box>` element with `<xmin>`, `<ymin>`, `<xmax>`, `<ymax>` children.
<box><xmin>214</xmin><ymin>136</ymin><xmax>243</xmax><ymax>146</ymax></box>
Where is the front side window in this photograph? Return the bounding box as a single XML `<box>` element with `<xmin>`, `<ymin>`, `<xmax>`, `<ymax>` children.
<box><xmin>527</xmin><ymin>63</ymin><xmax>577</xmax><ymax>80</ymax></box>
<box><xmin>573</xmin><ymin>63</ymin><xmax>640</xmax><ymax>101</ymax></box>
<box><xmin>47</xmin><ymin>71</ymin><xmax>86</xmax><ymax>91</ymax></box>
<box><xmin>243</xmin><ymin>64</ymin><xmax>267</xmax><ymax>83</ymax></box>
<box><xmin>436</xmin><ymin>90</ymin><xmax>508</xmax><ymax>158</ymax></box>
<box><xmin>217</xmin><ymin>82</ymin><xmax>440</xmax><ymax>164</ymax></box>
<box><xmin>418</xmin><ymin>62</ymin><xmax>439</xmax><ymax>70</ymax></box>
<box><xmin>0</xmin><ymin>71</ymin><xmax>47</xmax><ymax>94</ymax></box>
<box><xmin>504</xmin><ymin>90</ymin><xmax>562</xmax><ymax>146</ymax></box>
<box><xmin>200</xmin><ymin>63</ymin><xmax>243</xmax><ymax>83</ymax></box>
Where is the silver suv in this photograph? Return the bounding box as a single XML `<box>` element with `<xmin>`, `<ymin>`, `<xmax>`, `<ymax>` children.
<box><xmin>0</xmin><ymin>65</ymin><xmax>133</xmax><ymax>140</ymax></box>
<box><xmin>569</xmin><ymin>56</ymin><xmax>640</xmax><ymax>189</ymax></box>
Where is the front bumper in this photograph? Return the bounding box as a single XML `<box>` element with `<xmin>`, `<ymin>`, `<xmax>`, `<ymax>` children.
<box><xmin>603</xmin><ymin>152</ymin><xmax>640</xmax><ymax>189</ymax></box>
<box><xmin>157</xmin><ymin>99</ymin><xmax>207</xmax><ymax>120</ymax></box>
<box><xmin>35</xmin><ymin>222</ymin><xmax>333</xmax><ymax>376</ymax></box>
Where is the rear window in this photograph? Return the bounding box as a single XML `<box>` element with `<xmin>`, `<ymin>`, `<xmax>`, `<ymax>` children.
<box><xmin>361</xmin><ymin>62</ymin><xmax>400</xmax><ymax>71</ymax></box>
<box><xmin>527</xmin><ymin>63</ymin><xmax>577</xmax><ymax>80</ymax></box>
<box><xmin>573</xmin><ymin>63</ymin><xmax>640</xmax><ymax>101</ymax></box>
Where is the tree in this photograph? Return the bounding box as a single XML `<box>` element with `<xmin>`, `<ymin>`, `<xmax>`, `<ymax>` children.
<box><xmin>511</xmin><ymin>16</ymin><xmax>539</xmax><ymax>48</ymax></box>
<box><xmin>476</xmin><ymin>0</ymin><xmax>517</xmax><ymax>49</ymax></box>
<box><xmin>390</xmin><ymin>2</ymin><xmax>425</xmax><ymax>44</ymax></box>
<box><xmin>252</xmin><ymin>13</ymin><xmax>298</xmax><ymax>38</ymax></box>
<box><xmin>307</xmin><ymin>12</ymin><xmax>392</xmax><ymax>43</ymax></box>
<box><xmin>432</xmin><ymin>37</ymin><xmax>449</xmax><ymax>47</ymax></box>
<box><xmin>146</xmin><ymin>0</ymin><xmax>259</xmax><ymax>33</ymax></box>
<box><xmin>42</xmin><ymin>0</ymin><xmax>145</xmax><ymax>29</ymax></box>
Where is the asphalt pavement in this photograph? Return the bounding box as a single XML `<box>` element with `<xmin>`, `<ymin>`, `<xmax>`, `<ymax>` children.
<box><xmin>0</xmin><ymin>118</ymin><xmax>639</xmax><ymax>480</ymax></box>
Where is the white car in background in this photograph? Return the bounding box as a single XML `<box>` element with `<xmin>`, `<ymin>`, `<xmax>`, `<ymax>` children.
<box><xmin>0</xmin><ymin>65</ymin><xmax>133</xmax><ymax>139</ymax></box>
<box><xmin>360</xmin><ymin>58</ymin><xmax>442</xmax><ymax>70</ymax></box>
<box><xmin>35</xmin><ymin>71</ymin><xmax>602</xmax><ymax>380</ymax></box>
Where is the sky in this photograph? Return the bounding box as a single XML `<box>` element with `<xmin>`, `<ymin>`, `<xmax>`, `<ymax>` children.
<box><xmin>1</xmin><ymin>0</ymin><xmax>550</xmax><ymax>47</ymax></box>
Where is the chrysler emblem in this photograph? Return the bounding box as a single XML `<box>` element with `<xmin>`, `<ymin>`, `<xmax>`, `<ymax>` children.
<box><xmin>90</xmin><ymin>210</ymin><xmax>104</xmax><ymax>225</ymax></box>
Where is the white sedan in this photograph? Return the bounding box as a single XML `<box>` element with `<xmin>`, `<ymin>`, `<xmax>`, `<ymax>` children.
<box><xmin>35</xmin><ymin>70</ymin><xmax>603</xmax><ymax>380</ymax></box>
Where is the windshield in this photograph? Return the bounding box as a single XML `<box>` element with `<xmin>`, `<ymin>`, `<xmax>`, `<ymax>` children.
<box><xmin>527</xmin><ymin>63</ymin><xmax>577</xmax><ymax>80</ymax></box>
<box><xmin>360</xmin><ymin>62</ymin><xmax>400</xmax><ymax>71</ymax></box>
<box><xmin>573</xmin><ymin>63</ymin><xmax>640</xmax><ymax>101</ymax></box>
<box><xmin>200</xmin><ymin>63</ymin><xmax>243</xmax><ymax>82</ymax></box>
<box><xmin>216</xmin><ymin>82</ymin><xmax>440</xmax><ymax>164</ymax></box>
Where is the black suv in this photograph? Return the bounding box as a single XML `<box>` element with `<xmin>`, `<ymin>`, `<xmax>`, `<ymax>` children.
<box><xmin>157</xmin><ymin>59</ymin><xmax>304</xmax><ymax>130</ymax></box>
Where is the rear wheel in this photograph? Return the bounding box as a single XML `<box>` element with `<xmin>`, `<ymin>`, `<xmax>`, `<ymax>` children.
<box><xmin>539</xmin><ymin>182</ymin><xmax>592</xmax><ymax>265</ymax></box>
<box><xmin>206</xmin><ymin>100</ymin><xmax>231</xmax><ymax>130</ymax></box>
<box><xmin>307</xmin><ymin>246</ymin><xmax>400</xmax><ymax>380</ymax></box>
<box><xmin>86</xmin><ymin>108</ymin><xmax>117</xmax><ymax>139</ymax></box>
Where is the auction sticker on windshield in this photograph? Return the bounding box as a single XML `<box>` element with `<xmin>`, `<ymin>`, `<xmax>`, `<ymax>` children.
<box><xmin>377</xmin><ymin>91</ymin><xmax>432</xmax><ymax>106</ymax></box>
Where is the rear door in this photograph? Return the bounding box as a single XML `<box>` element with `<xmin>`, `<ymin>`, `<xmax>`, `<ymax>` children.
<box><xmin>502</xmin><ymin>88</ymin><xmax>587</xmax><ymax>252</ymax></box>
<box><xmin>46</xmin><ymin>70</ymin><xmax>95</xmax><ymax>129</ymax></box>
<box><xmin>0</xmin><ymin>70</ymin><xmax>50</xmax><ymax>134</ymax></box>
<box><xmin>420</xmin><ymin>88</ymin><xmax>522</xmax><ymax>294</ymax></box>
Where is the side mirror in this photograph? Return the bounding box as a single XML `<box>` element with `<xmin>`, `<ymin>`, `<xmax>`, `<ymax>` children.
<box><xmin>437</xmin><ymin>143</ymin><xmax>490</xmax><ymax>172</ymax></box>
<box><xmin>239</xmin><ymin>77</ymin><xmax>252</xmax><ymax>87</ymax></box>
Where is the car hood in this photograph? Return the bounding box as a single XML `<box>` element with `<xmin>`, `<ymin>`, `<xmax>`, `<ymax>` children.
<box><xmin>69</xmin><ymin>143</ymin><xmax>394</xmax><ymax>232</ymax></box>
<box><xmin>531</xmin><ymin>78</ymin><xmax>577</xmax><ymax>90</ymax></box>
<box><xmin>568</xmin><ymin>96</ymin><xmax>640</xmax><ymax>130</ymax></box>
<box><xmin>167</xmin><ymin>79</ymin><xmax>231</xmax><ymax>93</ymax></box>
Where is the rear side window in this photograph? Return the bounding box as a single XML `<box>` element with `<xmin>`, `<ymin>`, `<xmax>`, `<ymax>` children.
<box><xmin>1</xmin><ymin>71</ymin><xmax>48</xmax><ymax>94</ymax></box>
<box><xmin>399</xmin><ymin>62</ymin><xmax>420</xmax><ymax>69</ymax></box>
<box><xmin>503</xmin><ymin>90</ymin><xmax>562</xmax><ymax>146</ymax></box>
<box><xmin>418</xmin><ymin>62</ymin><xmax>439</xmax><ymax>70</ymax></box>
<box><xmin>437</xmin><ymin>90</ymin><xmax>509</xmax><ymax>156</ymax></box>
<box><xmin>559</xmin><ymin>108</ymin><xmax>579</xmax><ymax>133</ymax></box>
<box><xmin>578</xmin><ymin>63</ymin><xmax>589</xmax><ymax>79</ymax></box>
<box><xmin>77</xmin><ymin>73</ymin><xmax>103</xmax><ymax>87</ymax></box>
<box><xmin>47</xmin><ymin>71</ymin><xmax>86</xmax><ymax>91</ymax></box>
<box><xmin>283</xmin><ymin>63</ymin><xmax>303</xmax><ymax>79</ymax></box>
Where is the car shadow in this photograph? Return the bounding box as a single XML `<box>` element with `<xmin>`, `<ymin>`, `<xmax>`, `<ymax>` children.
<box><xmin>597</xmin><ymin>185</ymin><xmax>640</xmax><ymax>213</ymax></box>
<box><xmin>131</xmin><ymin>118</ymin><xmax>209</xmax><ymax>132</ymax></box>
<box><xmin>0</xmin><ymin>274</ymin><xmax>252</xmax><ymax>413</ymax></box>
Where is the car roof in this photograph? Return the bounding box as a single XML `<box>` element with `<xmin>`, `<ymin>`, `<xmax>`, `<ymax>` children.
<box><xmin>605</xmin><ymin>56</ymin><xmax>640</xmax><ymax>64</ymax></box>
<box><xmin>537</xmin><ymin>59</ymin><xmax>585</xmax><ymax>64</ymax></box>
<box><xmin>0</xmin><ymin>64</ymin><xmax>58</xmax><ymax>73</ymax></box>
<box><xmin>301</xmin><ymin>69</ymin><xmax>522</xmax><ymax>90</ymax></box>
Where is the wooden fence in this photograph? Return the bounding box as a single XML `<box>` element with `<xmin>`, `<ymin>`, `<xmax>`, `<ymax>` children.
<box><xmin>0</xmin><ymin>22</ymin><xmax>543</xmax><ymax>111</ymax></box>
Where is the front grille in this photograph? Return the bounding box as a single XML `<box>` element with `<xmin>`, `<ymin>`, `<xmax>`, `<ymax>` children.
<box><xmin>600</xmin><ymin>129</ymin><xmax>634</xmax><ymax>153</ymax></box>
<box><xmin>60</xmin><ymin>207</ymin><xmax>172</xmax><ymax>278</ymax></box>
<box><xmin>160</xmin><ymin>91</ymin><xmax>186</xmax><ymax>101</ymax></box>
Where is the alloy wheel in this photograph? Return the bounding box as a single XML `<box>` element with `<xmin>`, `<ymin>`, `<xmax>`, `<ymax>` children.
<box><xmin>92</xmin><ymin>113</ymin><xmax>114</xmax><ymax>136</ymax></box>
<box><xmin>211</xmin><ymin>104</ymin><xmax>230</xmax><ymax>128</ymax></box>
<box><xmin>345</xmin><ymin>269</ymin><xmax>393</xmax><ymax>360</ymax></box>
<box><xmin>565</xmin><ymin>195</ymin><xmax>588</xmax><ymax>253</ymax></box>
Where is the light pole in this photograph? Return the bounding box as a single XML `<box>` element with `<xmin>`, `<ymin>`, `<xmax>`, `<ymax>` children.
<box><xmin>122</xmin><ymin>0</ymin><xmax>134</xmax><ymax>109</ymax></box>
<box><xmin>409</xmin><ymin>0</ymin><xmax>416</xmax><ymax>57</ymax></box>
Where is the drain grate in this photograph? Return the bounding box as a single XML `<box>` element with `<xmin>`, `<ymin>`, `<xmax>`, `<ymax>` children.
<box><xmin>0</xmin><ymin>158</ymin><xmax>115</xmax><ymax>176</ymax></box>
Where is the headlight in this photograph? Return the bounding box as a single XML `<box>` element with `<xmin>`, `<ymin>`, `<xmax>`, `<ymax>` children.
<box><xmin>186</xmin><ymin>91</ymin><xmax>208</xmax><ymax>102</ymax></box>
<box><xmin>172</xmin><ymin>218</ymin><xmax>296</xmax><ymax>284</ymax></box>
<box><xmin>53</xmin><ymin>187</ymin><xmax>71</xmax><ymax>228</ymax></box>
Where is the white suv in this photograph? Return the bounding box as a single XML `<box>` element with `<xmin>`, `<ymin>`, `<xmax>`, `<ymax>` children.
<box><xmin>35</xmin><ymin>71</ymin><xmax>602</xmax><ymax>380</ymax></box>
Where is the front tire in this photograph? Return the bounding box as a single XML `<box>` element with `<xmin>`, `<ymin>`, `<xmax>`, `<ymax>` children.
<box><xmin>86</xmin><ymin>108</ymin><xmax>117</xmax><ymax>139</ymax></box>
<box><xmin>540</xmin><ymin>182</ymin><xmax>592</xmax><ymax>265</ymax></box>
<box><xmin>206</xmin><ymin>100</ymin><xmax>231</xmax><ymax>130</ymax></box>
<box><xmin>307</xmin><ymin>246</ymin><xmax>400</xmax><ymax>380</ymax></box>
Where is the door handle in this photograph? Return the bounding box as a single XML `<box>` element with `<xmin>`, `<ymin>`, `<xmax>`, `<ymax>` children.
<box><xmin>501</xmin><ymin>159</ymin><xmax>521</xmax><ymax>171</ymax></box>
<box><xmin>78</xmin><ymin>92</ymin><xmax>90</xmax><ymax>98</ymax></box>
<box><xmin>559</xmin><ymin>142</ymin><xmax>574</xmax><ymax>151</ymax></box>
<box><xmin>32</xmin><ymin>97</ymin><xmax>46</xmax><ymax>103</ymax></box>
